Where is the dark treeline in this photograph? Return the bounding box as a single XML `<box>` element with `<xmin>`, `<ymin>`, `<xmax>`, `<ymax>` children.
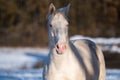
<box><xmin>0</xmin><ymin>0</ymin><xmax>120</xmax><ymax>46</ymax></box>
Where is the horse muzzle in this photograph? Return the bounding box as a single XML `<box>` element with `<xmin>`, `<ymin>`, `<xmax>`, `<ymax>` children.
<box><xmin>55</xmin><ymin>43</ymin><xmax>67</xmax><ymax>54</ymax></box>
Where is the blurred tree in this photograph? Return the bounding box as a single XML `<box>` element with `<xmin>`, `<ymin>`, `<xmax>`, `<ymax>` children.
<box><xmin>0</xmin><ymin>0</ymin><xmax>120</xmax><ymax>46</ymax></box>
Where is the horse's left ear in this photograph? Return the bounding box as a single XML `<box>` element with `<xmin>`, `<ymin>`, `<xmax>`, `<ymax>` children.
<box><xmin>64</xmin><ymin>3</ymin><xmax>71</xmax><ymax>16</ymax></box>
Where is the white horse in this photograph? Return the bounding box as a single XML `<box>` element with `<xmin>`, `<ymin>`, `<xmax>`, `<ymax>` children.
<box><xmin>43</xmin><ymin>3</ymin><xmax>106</xmax><ymax>80</ymax></box>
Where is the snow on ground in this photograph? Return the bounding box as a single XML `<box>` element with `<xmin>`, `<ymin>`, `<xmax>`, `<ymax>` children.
<box><xmin>70</xmin><ymin>35</ymin><xmax>120</xmax><ymax>45</ymax></box>
<box><xmin>0</xmin><ymin>68</ymin><xmax>120</xmax><ymax>80</ymax></box>
<box><xmin>0</xmin><ymin>47</ymin><xmax>120</xmax><ymax>80</ymax></box>
<box><xmin>70</xmin><ymin>35</ymin><xmax>120</xmax><ymax>53</ymax></box>
<box><xmin>0</xmin><ymin>53</ymin><xmax>37</xmax><ymax>69</ymax></box>
<box><xmin>0</xmin><ymin>47</ymin><xmax>48</xmax><ymax>55</ymax></box>
<box><xmin>0</xmin><ymin>47</ymin><xmax>48</xmax><ymax>69</ymax></box>
<box><xmin>0</xmin><ymin>35</ymin><xmax>120</xmax><ymax>80</ymax></box>
<box><xmin>0</xmin><ymin>69</ymin><xmax>43</xmax><ymax>80</ymax></box>
<box><xmin>106</xmin><ymin>69</ymin><xmax>120</xmax><ymax>80</ymax></box>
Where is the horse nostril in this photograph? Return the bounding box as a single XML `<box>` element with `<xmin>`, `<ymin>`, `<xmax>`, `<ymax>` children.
<box><xmin>56</xmin><ymin>43</ymin><xmax>66</xmax><ymax>54</ymax></box>
<box><xmin>56</xmin><ymin>44</ymin><xmax>59</xmax><ymax>49</ymax></box>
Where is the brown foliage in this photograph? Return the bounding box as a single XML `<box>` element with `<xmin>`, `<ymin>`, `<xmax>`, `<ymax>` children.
<box><xmin>0</xmin><ymin>0</ymin><xmax>120</xmax><ymax>46</ymax></box>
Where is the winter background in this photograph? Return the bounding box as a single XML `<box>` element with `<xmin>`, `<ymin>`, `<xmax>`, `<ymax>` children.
<box><xmin>0</xmin><ymin>35</ymin><xmax>120</xmax><ymax>80</ymax></box>
<box><xmin>0</xmin><ymin>0</ymin><xmax>120</xmax><ymax>80</ymax></box>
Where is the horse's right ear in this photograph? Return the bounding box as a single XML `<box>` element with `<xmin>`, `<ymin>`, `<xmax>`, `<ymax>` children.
<box><xmin>49</xmin><ymin>3</ymin><xmax>56</xmax><ymax>15</ymax></box>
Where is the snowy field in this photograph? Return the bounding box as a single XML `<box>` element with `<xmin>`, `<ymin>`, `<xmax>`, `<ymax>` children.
<box><xmin>0</xmin><ymin>48</ymin><xmax>120</xmax><ymax>80</ymax></box>
<box><xmin>70</xmin><ymin>35</ymin><xmax>120</xmax><ymax>53</ymax></box>
<box><xmin>0</xmin><ymin>35</ymin><xmax>120</xmax><ymax>80</ymax></box>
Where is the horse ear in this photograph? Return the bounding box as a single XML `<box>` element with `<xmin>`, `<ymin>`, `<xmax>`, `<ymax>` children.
<box><xmin>64</xmin><ymin>3</ymin><xmax>71</xmax><ymax>16</ymax></box>
<box><xmin>49</xmin><ymin>3</ymin><xmax>56</xmax><ymax>15</ymax></box>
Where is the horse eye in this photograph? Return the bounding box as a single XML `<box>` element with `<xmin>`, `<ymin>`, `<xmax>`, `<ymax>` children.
<box><xmin>50</xmin><ymin>24</ymin><xmax>52</xmax><ymax>27</ymax></box>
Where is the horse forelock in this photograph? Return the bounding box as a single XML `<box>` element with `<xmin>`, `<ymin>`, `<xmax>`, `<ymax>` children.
<box><xmin>47</xmin><ymin>7</ymin><xmax>69</xmax><ymax>21</ymax></box>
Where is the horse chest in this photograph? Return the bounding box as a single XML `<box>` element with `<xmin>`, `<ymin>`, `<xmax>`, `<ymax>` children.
<box><xmin>47</xmin><ymin>53</ymin><xmax>85</xmax><ymax>80</ymax></box>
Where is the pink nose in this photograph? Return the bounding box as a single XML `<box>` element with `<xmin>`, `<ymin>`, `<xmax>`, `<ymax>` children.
<box><xmin>56</xmin><ymin>43</ymin><xmax>66</xmax><ymax>54</ymax></box>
